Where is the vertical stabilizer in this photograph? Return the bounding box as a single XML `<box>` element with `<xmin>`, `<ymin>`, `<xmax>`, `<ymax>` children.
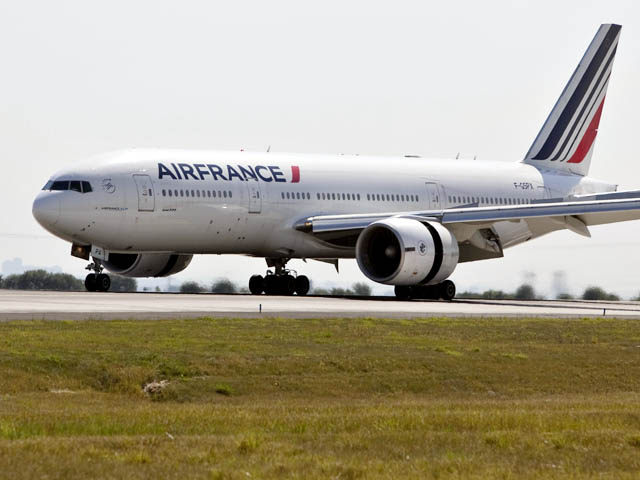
<box><xmin>523</xmin><ymin>24</ymin><xmax>621</xmax><ymax>176</ymax></box>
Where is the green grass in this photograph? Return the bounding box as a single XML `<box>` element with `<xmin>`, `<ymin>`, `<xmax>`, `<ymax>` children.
<box><xmin>1</xmin><ymin>316</ymin><xmax>640</xmax><ymax>478</ymax></box>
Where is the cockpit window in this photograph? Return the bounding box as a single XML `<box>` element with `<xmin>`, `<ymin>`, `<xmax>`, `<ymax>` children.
<box><xmin>50</xmin><ymin>181</ymin><xmax>69</xmax><ymax>191</ymax></box>
<box><xmin>43</xmin><ymin>180</ymin><xmax>94</xmax><ymax>193</ymax></box>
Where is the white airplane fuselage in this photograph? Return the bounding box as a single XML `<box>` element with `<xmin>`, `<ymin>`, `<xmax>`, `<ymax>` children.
<box><xmin>33</xmin><ymin>149</ymin><xmax>616</xmax><ymax>259</ymax></box>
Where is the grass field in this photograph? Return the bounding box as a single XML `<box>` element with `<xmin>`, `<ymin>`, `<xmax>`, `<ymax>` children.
<box><xmin>1</xmin><ymin>316</ymin><xmax>640</xmax><ymax>479</ymax></box>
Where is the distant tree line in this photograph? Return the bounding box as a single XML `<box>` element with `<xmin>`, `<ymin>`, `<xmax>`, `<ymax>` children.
<box><xmin>179</xmin><ymin>278</ymin><xmax>373</xmax><ymax>296</ymax></box>
<box><xmin>311</xmin><ymin>282</ymin><xmax>372</xmax><ymax>296</ymax></box>
<box><xmin>458</xmin><ymin>284</ymin><xmax>622</xmax><ymax>301</ymax></box>
<box><xmin>0</xmin><ymin>270</ymin><xmax>137</xmax><ymax>292</ymax></box>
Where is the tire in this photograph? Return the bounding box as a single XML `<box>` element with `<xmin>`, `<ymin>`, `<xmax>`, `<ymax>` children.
<box><xmin>249</xmin><ymin>275</ymin><xmax>264</xmax><ymax>295</ymax></box>
<box><xmin>440</xmin><ymin>280</ymin><xmax>456</xmax><ymax>301</ymax></box>
<box><xmin>283</xmin><ymin>275</ymin><xmax>296</xmax><ymax>296</ymax></box>
<box><xmin>295</xmin><ymin>275</ymin><xmax>310</xmax><ymax>296</ymax></box>
<box><xmin>96</xmin><ymin>274</ymin><xmax>111</xmax><ymax>292</ymax></box>
<box><xmin>85</xmin><ymin>273</ymin><xmax>97</xmax><ymax>292</ymax></box>
<box><xmin>264</xmin><ymin>275</ymin><xmax>277</xmax><ymax>295</ymax></box>
<box><xmin>394</xmin><ymin>285</ymin><xmax>412</xmax><ymax>300</ymax></box>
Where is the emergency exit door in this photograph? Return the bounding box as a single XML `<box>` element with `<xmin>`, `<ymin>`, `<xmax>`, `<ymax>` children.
<box><xmin>425</xmin><ymin>182</ymin><xmax>442</xmax><ymax>210</ymax></box>
<box><xmin>247</xmin><ymin>182</ymin><xmax>262</xmax><ymax>214</ymax></box>
<box><xmin>133</xmin><ymin>174</ymin><xmax>155</xmax><ymax>211</ymax></box>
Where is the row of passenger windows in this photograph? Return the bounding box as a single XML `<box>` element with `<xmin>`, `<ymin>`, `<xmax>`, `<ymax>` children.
<box><xmin>161</xmin><ymin>188</ymin><xmax>233</xmax><ymax>199</ymax></box>
<box><xmin>449</xmin><ymin>195</ymin><xmax>531</xmax><ymax>205</ymax></box>
<box><xmin>280</xmin><ymin>192</ymin><xmax>421</xmax><ymax>202</ymax></box>
<box><xmin>367</xmin><ymin>193</ymin><xmax>419</xmax><ymax>202</ymax></box>
<box><xmin>42</xmin><ymin>180</ymin><xmax>93</xmax><ymax>193</ymax></box>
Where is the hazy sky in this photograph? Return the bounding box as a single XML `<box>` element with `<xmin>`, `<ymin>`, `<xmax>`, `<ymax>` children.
<box><xmin>2</xmin><ymin>0</ymin><xmax>640</xmax><ymax>296</ymax></box>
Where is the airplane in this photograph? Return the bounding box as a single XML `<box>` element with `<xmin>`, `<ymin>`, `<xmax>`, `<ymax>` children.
<box><xmin>33</xmin><ymin>23</ymin><xmax>640</xmax><ymax>300</ymax></box>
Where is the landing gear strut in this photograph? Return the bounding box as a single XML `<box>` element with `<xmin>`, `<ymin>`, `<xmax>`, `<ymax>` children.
<box><xmin>84</xmin><ymin>259</ymin><xmax>111</xmax><ymax>292</ymax></box>
<box><xmin>395</xmin><ymin>279</ymin><xmax>456</xmax><ymax>301</ymax></box>
<box><xmin>249</xmin><ymin>258</ymin><xmax>310</xmax><ymax>296</ymax></box>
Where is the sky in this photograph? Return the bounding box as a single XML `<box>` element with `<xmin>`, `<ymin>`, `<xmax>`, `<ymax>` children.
<box><xmin>2</xmin><ymin>0</ymin><xmax>640</xmax><ymax>297</ymax></box>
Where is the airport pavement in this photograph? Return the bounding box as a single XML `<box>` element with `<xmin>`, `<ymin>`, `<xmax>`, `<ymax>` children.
<box><xmin>1</xmin><ymin>290</ymin><xmax>640</xmax><ymax>320</ymax></box>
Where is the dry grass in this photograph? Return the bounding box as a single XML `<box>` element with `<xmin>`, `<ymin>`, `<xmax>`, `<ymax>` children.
<box><xmin>0</xmin><ymin>316</ymin><xmax>639</xmax><ymax>478</ymax></box>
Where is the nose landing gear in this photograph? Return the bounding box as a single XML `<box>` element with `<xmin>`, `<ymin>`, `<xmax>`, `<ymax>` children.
<box><xmin>84</xmin><ymin>259</ymin><xmax>111</xmax><ymax>292</ymax></box>
<box><xmin>394</xmin><ymin>279</ymin><xmax>456</xmax><ymax>301</ymax></box>
<box><xmin>248</xmin><ymin>258</ymin><xmax>310</xmax><ymax>296</ymax></box>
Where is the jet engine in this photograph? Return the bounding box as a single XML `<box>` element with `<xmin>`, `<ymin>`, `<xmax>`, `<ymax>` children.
<box><xmin>102</xmin><ymin>253</ymin><xmax>193</xmax><ymax>278</ymax></box>
<box><xmin>355</xmin><ymin>218</ymin><xmax>458</xmax><ymax>285</ymax></box>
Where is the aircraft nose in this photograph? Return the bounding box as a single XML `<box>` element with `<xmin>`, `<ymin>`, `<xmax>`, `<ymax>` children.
<box><xmin>32</xmin><ymin>193</ymin><xmax>60</xmax><ymax>227</ymax></box>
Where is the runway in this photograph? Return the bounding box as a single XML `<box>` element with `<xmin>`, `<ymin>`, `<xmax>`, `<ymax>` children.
<box><xmin>2</xmin><ymin>289</ymin><xmax>640</xmax><ymax>320</ymax></box>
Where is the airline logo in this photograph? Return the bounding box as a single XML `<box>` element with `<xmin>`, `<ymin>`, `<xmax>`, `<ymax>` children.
<box><xmin>157</xmin><ymin>163</ymin><xmax>301</xmax><ymax>183</ymax></box>
<box><xmin>526</xmin><ymin>24</ymin><xmax>620</xmax><ymax>165</ymax></box>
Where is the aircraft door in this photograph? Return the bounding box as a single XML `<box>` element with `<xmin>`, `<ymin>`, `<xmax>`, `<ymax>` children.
<box><xmin>247</xmin><ymin>182</ymin><xmax>262</xmax><ymax>214</ymax></box>
<box><xmin>425</xmin><ymin>182</ymin><xmax>442</xmax><ymax>210</ymax></box>
<box><xmin>133</xmin><ymin>174</ymin><xmax>155</xmax><ymax>212</ymax></box>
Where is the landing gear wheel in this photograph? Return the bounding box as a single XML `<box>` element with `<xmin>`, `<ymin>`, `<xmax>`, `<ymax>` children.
<box><xmin>394</xmin><ymin>285</ymin><xmax>412</xmax><ymax>300</ymax></box>
<box><xmin>439</xmin><ymin>280</ymin><xmax>456</xmax><ymax>301</ymax></box>
<box><xmin>249</xmin><ymin>275</ymin><xmax>264</xmax><ymax>295</ymax></box>
<box><xmin>96</xmin><ymin>274</ymin><xmax>111</xmax><ymax>292</ymax></box>
<box><xmin>85</xmin><ymin>273</ymin><xmax>97</xmax><ymax>292</ymax></box>
<box><xmin>283</xmin><ymin>274</ymin><xmax>296</xmax><ymax>296</ymax></box>
<box><xmin>264</xmin><ymin>275</ymin><xmax>278</xmax><ymax>295</ymax></box>
<box><xmin>295</xmin><ymin>275</ymin><xmax>310</xmax><ymax>296</ymax></box>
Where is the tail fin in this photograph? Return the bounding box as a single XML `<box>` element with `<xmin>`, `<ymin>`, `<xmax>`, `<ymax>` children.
<box><xmin>523</xmin><ymin>24</ymin><xmax>621</xmax><ymax>176</ymax></box>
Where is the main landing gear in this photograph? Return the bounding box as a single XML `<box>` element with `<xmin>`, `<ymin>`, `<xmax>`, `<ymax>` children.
<box><xmin>249</xmin><ymin>258</ymin><xmax>310</xmax><ymax>296</ymax></box>
<box><xmin>394</xmin><ymin>280</ymin><xmax>456</xmax><ymax>301</ymax></box>
<box><xmin>84</xmin><ymin>259</ymin><xmax>111</xmax><ymax>292</ymax></box>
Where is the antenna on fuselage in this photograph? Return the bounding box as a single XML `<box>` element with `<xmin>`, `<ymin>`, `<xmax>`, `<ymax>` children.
<box><xmin>455</xmin><ymin>152</ymin><xmax>460</xmax><ymax>159</ymax></box>
<box><xmin>266</xmin><ymin>145</ymin><xmax>271</xmax><ymax>153</ymax></box>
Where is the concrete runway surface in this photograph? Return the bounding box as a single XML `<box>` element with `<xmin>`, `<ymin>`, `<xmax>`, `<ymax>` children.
<box><xmin>1</xmin><ymin>290</ymin><xmax>640</xmax><ymax>320</ymax></box>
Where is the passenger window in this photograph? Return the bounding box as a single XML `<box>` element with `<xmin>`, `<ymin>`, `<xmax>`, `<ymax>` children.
<box><xmin>186</xmin><ymin>190</ymin><xmax>190</xmax><ymax>197</ymax></box>
<box><xmin>357</xmin><ymin>194</ymin><xmax>360</xmax><ymax>200</ymax></box>
<box><xmin>162</xmin><ymin>189</ymin><xmax>166</xmax><ymax>197</ymax></box>
<box><xmin>296</xmin><ymin>192</ymin><xmax>300</xmax><ymax>200</ymax></box>
<box><xmin>229</xmin><ymin>191</ymin><xmax>232</xmax><ymax>198</ymax></box>
<box><xmin>207</xmin><ymin>191</ymin><xmax>211</xmax><ymax>198</ymax></box>
<box><xmin>174</xmin><ymin>190</ymin><xmax>178</xmax><ymax>197</ymax></box>
<box><xmin>168</xmin><ymin>190</ymin><xmax>172</xmax><ymax>197</ymax></box>
<box><xmin>196</xmin><ymin>190</ymin><xmax>200</xmax><ymax>197</ymax></box>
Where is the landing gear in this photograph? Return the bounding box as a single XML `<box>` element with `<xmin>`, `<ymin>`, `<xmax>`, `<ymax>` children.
<box><xmin>394</xmin><ymin>280</ymin><xmax>456</xmax><ymax>301</ymax></box>
<box><xmin>248</xmin><ymin>258</ymin><xmax>310</xmax><ymax>296</ymax></box>
<box><xmin>84</xmin><ymin>259</ymin><xmax>111</xmax><ymax>292</ymax></box>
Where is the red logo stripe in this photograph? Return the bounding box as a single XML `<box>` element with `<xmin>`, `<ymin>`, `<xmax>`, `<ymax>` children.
<box><xmin>567</xmin><ymin>97</ymin><xmax>606</xmax><ymax>164</ymax></box>
<box><xmin>291</xmin><ymin>165</ymin><xmax>300</xmax><ymax>183</ymax></box>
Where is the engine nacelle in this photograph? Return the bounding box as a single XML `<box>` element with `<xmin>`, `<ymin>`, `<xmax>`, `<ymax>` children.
<box><xmin>355</xmin><ymin>218</ymin><xmax>458</xmax><ymax>286</ymax></box>
<box><xmin>102</xmin><ymin>253</ymin><xmax>193</xmax><ymax>278</ymax></box>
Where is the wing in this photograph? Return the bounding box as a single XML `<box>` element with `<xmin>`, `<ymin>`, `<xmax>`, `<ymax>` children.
<box><xmin>295</xmin><ymin>190</ymin><xmax>640</xmax><ymax>262</ymax></box>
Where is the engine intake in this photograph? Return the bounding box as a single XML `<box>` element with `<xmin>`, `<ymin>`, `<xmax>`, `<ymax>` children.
<box><xmin>103</xmin><ymin>253</ymin><xmax>193</xmax><ymax>278</ymax></box>
<box><xmin>356</xmin><ymin>218</ymin><xmax>458</xmax><ymax>285</ymax></box>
